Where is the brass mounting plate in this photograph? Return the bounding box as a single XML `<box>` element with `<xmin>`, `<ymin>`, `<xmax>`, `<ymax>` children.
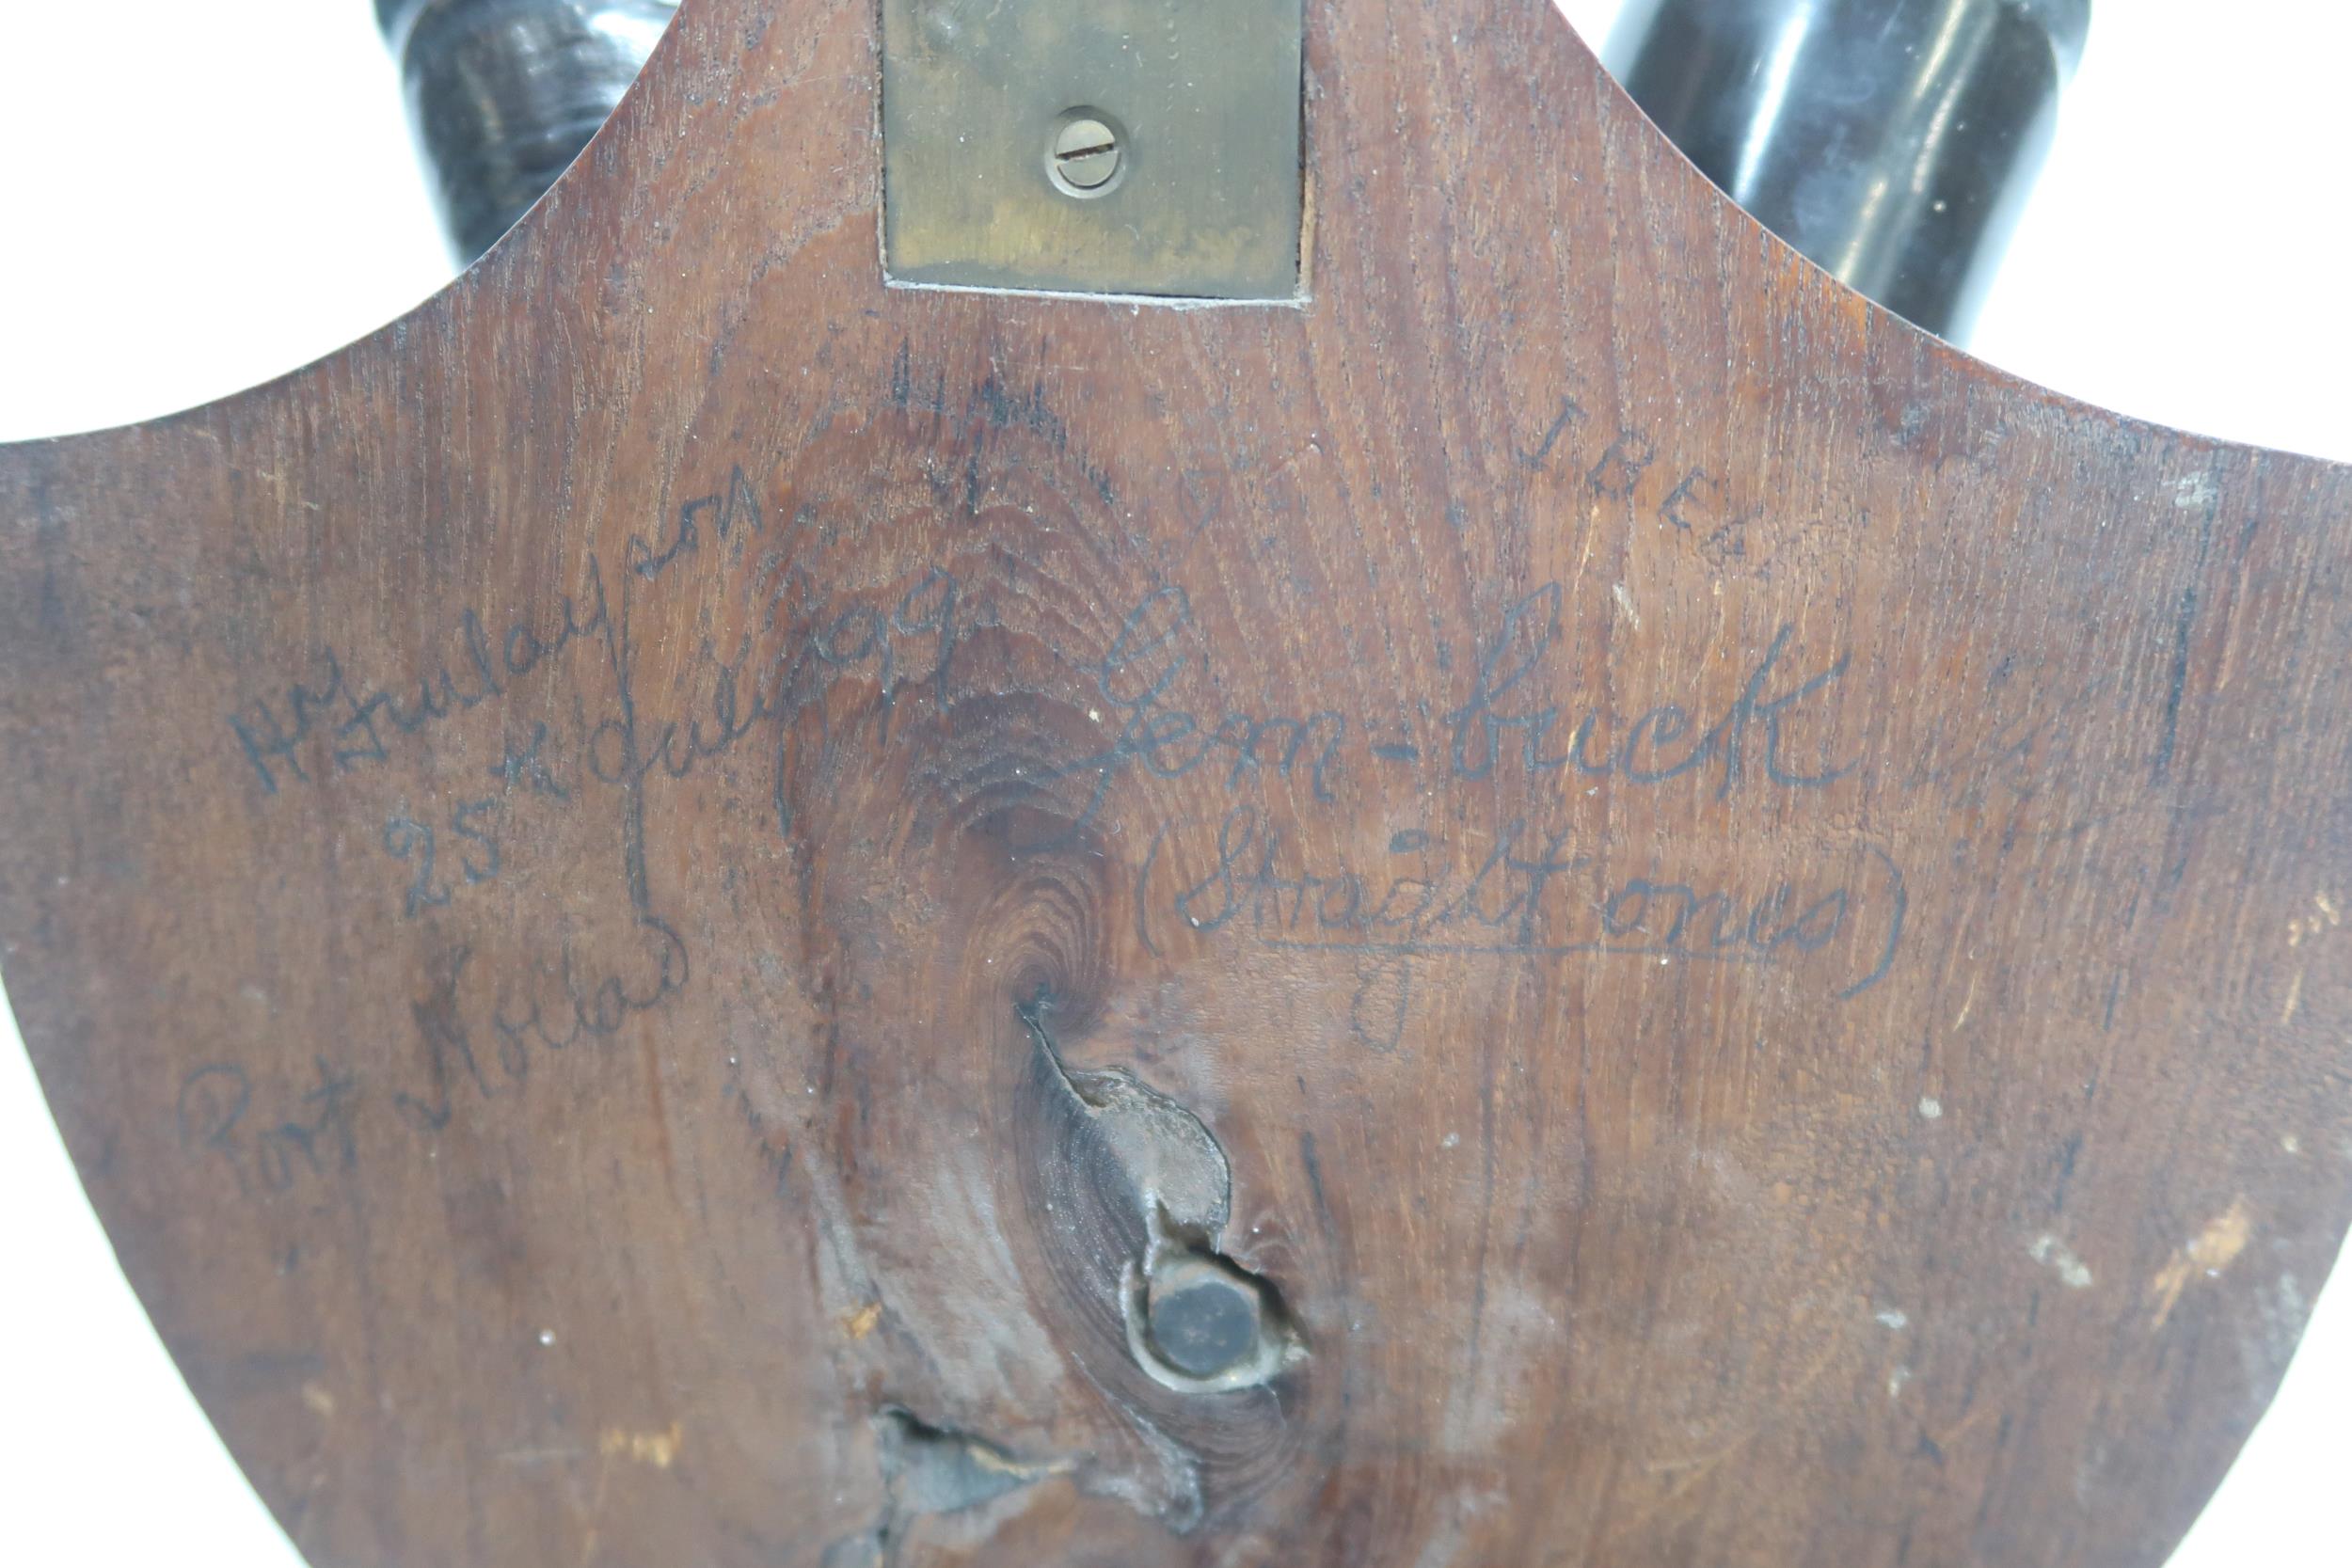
<box><xmin>880</xmin><ymin>0</ymin><xmax>1305</xmax><ymax>301</ymax></box>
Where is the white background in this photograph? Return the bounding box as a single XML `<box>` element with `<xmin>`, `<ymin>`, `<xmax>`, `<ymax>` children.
<box><xmin>1</xmin><ymin>1</ymin><xmax>2346</xmax><ymax>1561</ymax></box>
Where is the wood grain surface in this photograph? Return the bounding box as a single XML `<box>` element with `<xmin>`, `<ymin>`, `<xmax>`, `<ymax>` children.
<box><xmin>5</xmin><ymin>2</ymin><xmax>2350</xmax><ymax>1564</ymax></box>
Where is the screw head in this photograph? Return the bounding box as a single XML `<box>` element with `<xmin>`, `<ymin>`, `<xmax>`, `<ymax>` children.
<box><xmin>1146</xmin><ymin>1254</ymin><xmax>1263</xmax><ymax>1378</ymax></box>
<box><xmin>1048</xmin><ymin>114</ymin><xmax>1122</xmax><ymax>197</ymax></box>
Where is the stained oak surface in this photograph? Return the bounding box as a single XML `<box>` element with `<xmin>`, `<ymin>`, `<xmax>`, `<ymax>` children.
<box><xmin>5</xmin><ymin>2</ymin><xmax>2351</xmax><ymax>1565</ymax></box>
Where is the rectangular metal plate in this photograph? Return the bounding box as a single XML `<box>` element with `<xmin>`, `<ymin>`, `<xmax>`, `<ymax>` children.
<box><xmin>881</xmin><ymin>0</ymin><xmax>1305</xmax><ymax>301</ymax></box>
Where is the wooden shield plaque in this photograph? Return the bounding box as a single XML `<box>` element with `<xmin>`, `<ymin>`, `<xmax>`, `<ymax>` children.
<box><xmin>3</xmin><ymin>2</ymin><xmax>2348</xmax><ymax>1564</ymax></box>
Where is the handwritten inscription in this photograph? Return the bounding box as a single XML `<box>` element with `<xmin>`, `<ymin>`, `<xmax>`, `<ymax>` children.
<box><xmin>1136</xmin><ymin>810</ymin><xmax>1905</xmax><ymax>1003</ymax></box>
<box><xmin>194</xmin><ymin>394</ymin><xmax>1901</xmax><ymax>1204</ymax></box>
<box><xmin>394</xmin><ymin>918</ymin><xmax>688</xmax><ymax>1133</ymax></box>
<box><xmin>1516</xmin><ymin>395</ymin><xmax>1757</xmax><ymax>565</ymax></box>
<box><xmin>176</xmin><ymin>1056</ymin><xmax>361</xmax><ymax>1199</ymax></box>
<box><xmin>178</xmin><ymin>914</ymin><xmax>689</xmax><ymax>1200</ymax></box>
<box><xmin>1026</xmin><ymin>579</ymin><xmax>1851</xmax><ymax>852</ymax></box>
<box><xmin>383</xmin><ymin>800</ymin><xmax>503</xmax><ymax>917</ymax></box>
<box><xmin>228</xmin><ymin>572</ymin><xmax>613</xmax><ymax>797</ymax></box>
<box><xmin>222</xmin><ymin>500</ymin><xmax>1860</xmax><ymax>964</ymax></box>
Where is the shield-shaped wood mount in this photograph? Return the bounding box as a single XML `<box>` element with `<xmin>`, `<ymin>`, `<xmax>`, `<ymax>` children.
<box><xmin>3</xmin><ymin>2</ymin><xmax>2347</xmax><ymax>1564</ymax></box>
